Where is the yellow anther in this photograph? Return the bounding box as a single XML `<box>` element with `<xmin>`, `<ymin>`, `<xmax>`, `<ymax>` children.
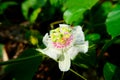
<box><xmin>50</xmin><ymin>26</ymin><xmax>72</xmax><ymax>44</ymax></box>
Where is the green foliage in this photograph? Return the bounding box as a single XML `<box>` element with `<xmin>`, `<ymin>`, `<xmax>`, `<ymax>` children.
<box><xmin>0</xmin><ymin>1</ymin><xmax>17</xmax><ymax>14</ymax></box>
<box><xmin>1</xmin><ymin>0</ymin><xmax>120</xmax><ymax>80</ymax></box>
<box><xmin>25</xmin><ymin>30</ymin><xmax>43</xmax><ymax>47</ymax></box>
<box><xmin>103</xmin><ymin>62</ymin><xmax>116</xmax><ymax>80</ymax></box>
<box><xmin>64</xmin><ymin>8</ymin><xmax>86</xmax><ymax>25</ymax></box>
<box><xmin>5</xmin><ymin>49</ymin><xmax>43</xmax><ymax>80</ymax></box>
<box><xmin>63</xmin><ymin>0</ymin><xmax>98</xmax><ymax>9</ymax></box>
<box><xmin>86</xmin><ymin>33</ymin><xmax>101</xmax><ymax>42</ymax></box>
<box><xmin>101</xmin><ymin>1</ymin><xmax>112</xmax><ymax>16</ymax></box>
<box><xmin>21</xmin><ymin>0</ymin><xmax>46</xmax><ymax>23</ymax></box>
<box><xmin>30</xmin><ymin>8</ymin><xmax>41</xmax><ymax>23</ymax></box>
<box><xmin>106</xmin><ymin>4</ymin><xmax>120</xmax><ymax>38</ymax></box>
<box><xmin>50</xmin><ymin>0</ymin><xmax>64</xmax><ymax>7</ymax></box>
<box><xmin>73</xmin><ymin>44</ymin><xmax>96</xmax><ymax>69</ymax></box>
<box><xmin>63</xmin><ymin>0</ymin><xmax>98</xmax><ymax>25</ymax></box>
<box><xmin>0</xmin><ymin>44</ymin><xmax>3</xmax><ymax>59</ymax></box>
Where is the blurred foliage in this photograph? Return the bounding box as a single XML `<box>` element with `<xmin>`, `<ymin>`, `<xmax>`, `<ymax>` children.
<box><xmin>21</xmin><ymin>0</ymin><xmax>46</xmax><ymax>23</ymax></box>
<box><xmin>106</xmin><ymin>4</ymin><xmax>120</xmax><ymax>38</ymax></box>
<box><xmin>0</xmin><ymin>44</ymin><xmax>3</xmax><ymax>60</ymax></box>
<box><xmin>0</xmin><ymin>1</ymin><xmax>17</xmax><ymax>14</ymax></box>
<box><xmin>5</xmin><ymin>49</ymin><xmax>43</xmax><ymax>80</ymax></box>
<box><xmin>0</xmin><ymin>0</ymin><xmax>120</xmax><ymax>80</ymax></box>
<box><xmin>25</xmin><ymin>30</ymin><xmax>44</xmax><ymax>47</ymax></box>
<box><xmin>63</xmin><ymin>0</ymin><xmax>98</xmax><ymax>25</ymax></box>
<box><xmin>103</xmin><ymin>62</ymin><xmax>116</xmax><ymax>80</ymax></box>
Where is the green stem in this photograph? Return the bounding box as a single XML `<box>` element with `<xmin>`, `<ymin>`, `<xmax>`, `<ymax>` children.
<box><xmin>0</xmin><ymin>54</ymin><xmax>41</xmax><ymax>66</ymax></box>
<box><xmin>98</xmin><ymin>36</ymin><xmax>120</xmax><ymax>61</ymax></box>
<box><xmin>60</xmin><ymin>72</ymin><xmax>64</xmax><ymax>80</ymax></box>
<box><xmin>70</xmin><ymin>69</ymin><xmax>87</xmax><ymax>80</ymax></box>
<box><xmin>93</xmin><ymin>23</ymin><xmax>105</xmax><ymax>27</ymax></box>
<box><xmin>50</xmin><ymin>20</ymin><xmax>64</xmax><ymax>29</ymax></box>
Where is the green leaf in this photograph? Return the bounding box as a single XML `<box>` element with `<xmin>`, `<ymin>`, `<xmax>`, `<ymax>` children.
<box><xmin>73</xmin><ymin>44</ymin><xmax>96</xmax><ymax>68</ymax></box>
<box><xmin>64</xmin><ymin>0</ymin><xmax>98</xmax><ymax>10</ymax></box>
<box><xmin>112</xmin><ymin>67</ymin><xmax>120</xmax><ymax>80</ymax></box>
<box><xmin>50</xmin><ymin>0</ymin><xmax>58</xmax><ymax>7</ymax></box>
<box><xmin>5</xmin><ymin>49</ymin><xmax>43</xmax><ymax>80</ymax></box>
<box><xmin>86</xmin><ymin>33</ymin><xmax>101</xmax><ymax>42</ymax></box>
<box><xmin>50</xmin><ymin>0</ymin><xmax>65</xmax><ymax>8</ymax></box>
<box><xmin>63</xmin><ymin>0</ymin><xmax>98</xmax><ymax>25</ymax></box>
<box><xmin>86</xmin><ymin>0</ymin><xmax>99</xmax><ymax>9</ymax></box>
<box><xmin>103</xmin><ymin>62</ymin><xmax>116</xmax><ymax>80</ymax></box>
<box><xmin>30</xmin><ymin>8</ymin><xmax>41</xmax><ymax>23</ymax></box>
<box><xmin>63</xmin><ymin>8</ymin><xmax>86</xmax><ymax>25</ymax></box>
<box><xmin>32</xmin><ymin>0</ymin><xmax>47</xmax><ymax>9</ymax></box>
<box><xmin>106</xmin><ymin>4</ymin><xmax>120</xmax><ymax>38</ymax></box>
<box><xmin>21</xmin><ymin>0</ymin><xmax>46</xmax><ymax>19</ymax></box>
<box><xmin>101</xmin><ymin>1</ymin><xmax>112</xmax><ymax>16</ymax></box>
<box><xmin>21</xmin><ymin>1</ymin><xmax>31</xmax><ymax>19</ymax></box>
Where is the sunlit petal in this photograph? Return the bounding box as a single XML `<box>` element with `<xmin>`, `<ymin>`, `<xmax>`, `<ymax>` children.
<box><xmin>59</xmin><ymin>24</ymin><xmax>69</xmax><ymax>28</ymax></box>
<box><xmin>67</xmin><ymin>46</ymin><xmax>79</xmax><ymax>60</ymax></box>
<box><xmin>73</xmin><ymin>26</ymin><xmax>85</xmax><ymax>44</ymax></box>
<box><xmin>37</xmin><ymin>48</ymin><xmax>61</xmax><ymax>60</ymax></box>
<box><xmin>67</xmin><ymin>41</ymin><xmax>88</xmax><ymax>60</ymax></box>
<box><xmin>58</xmin><ymin>53</ymin><xmax>71</xmax><ymax>71</ymax></box>
<box><xmin>43</xmin><ymin>33</ymin><xmax>49</xmax><ymax>46</ymax></box>
<box><xmin>77</xmin><ymin>41</ymin><xmax>89</xmax><ymax>53</ymax></box>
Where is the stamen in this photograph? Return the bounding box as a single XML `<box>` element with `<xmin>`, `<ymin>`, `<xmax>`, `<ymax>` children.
<box><xmin>50</xmin><ymin>26</ymin><xmax>73</xmax><ymax>48</ymax></box>
<box><xmin>53</xmin><ymin>35</ymin><xmax>73</xmax><ymax>48</ymax></box>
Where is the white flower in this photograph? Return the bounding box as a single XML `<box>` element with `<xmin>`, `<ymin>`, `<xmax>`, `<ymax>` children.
<box><xmin>36</xmin><ymin>24</ymin><xmax>88</xmax><ymax>72</ymax></box>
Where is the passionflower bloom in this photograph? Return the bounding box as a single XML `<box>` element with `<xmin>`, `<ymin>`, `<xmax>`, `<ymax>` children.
<box><xmin>37</xmin><ymin>24</ymin><xmax>88</xmax><ymax>72</ymax></box>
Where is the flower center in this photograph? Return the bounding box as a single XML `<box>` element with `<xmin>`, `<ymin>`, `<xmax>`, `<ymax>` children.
<box><xmin>50</xmin><ymin>26</ymin><xmax>73</xmax><ymax>48</ymax></box>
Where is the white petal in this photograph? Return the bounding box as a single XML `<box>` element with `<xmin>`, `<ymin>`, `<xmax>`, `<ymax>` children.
<box><xmin>59</xmin><ymin>24</ymin><xmax>69</xmax><ymax>28</ymax></box>
<box><xmin>58</xmin><ymin>53</ymin><xmax>71</xmax><ymax>72</ymax></box>
<box><xmin>36</xmin><ymin>48</ymin><xmax>45</xmax><ymax>55</ymax></box>
<box><xmin>67</xmin><ymin>46</ymin><xmax>79</xmax><ymax>60</ymax></box>
<box><xmin>67</xmin><ymin>41</ymin><xmax>88</xmax><ymax>60</ymax></box>
<box><xmin>77</xmin><ymin>41</ymin><xmax>89</xmax><ymax>53</ymax></box>
<box><xmin>73</xmin><ymin>26</ymin><xmax>85</xmax><ymax>44</ymax></box>
<box><xmin>43</xmin><ymin>33</ymin><xmax>49</xmax><ymax>46</ymax></box>
<box><xmin>36</xmin><ymin>48</ymin><xmax>61</xmax><ymax>60</ymax></box>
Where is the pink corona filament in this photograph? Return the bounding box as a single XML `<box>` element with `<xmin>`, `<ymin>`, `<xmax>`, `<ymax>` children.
<box><xmin>50</xmin><ymin>26</ymin><xmax>73</xmax><ymax>49</ymax></box>
<box><xmin>52</xmin><ymin>35</ymin><xmax>73</xmax><ymax>48</ymax></box>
